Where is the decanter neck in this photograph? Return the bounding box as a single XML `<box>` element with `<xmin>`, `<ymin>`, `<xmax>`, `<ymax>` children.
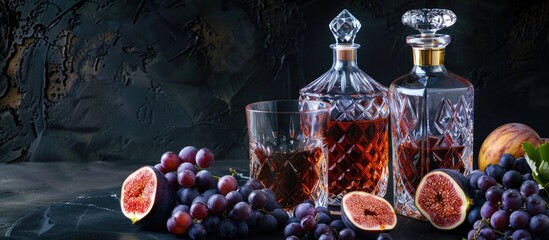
<box><xmin>412</xmin><ymin>48</ymin><xmax>445</xmax><ymax>66</ymax></box>
<box><xmin>331</xmin><ymin>44</ymin><xmax>358</xmax><ymax>69</ymax></box>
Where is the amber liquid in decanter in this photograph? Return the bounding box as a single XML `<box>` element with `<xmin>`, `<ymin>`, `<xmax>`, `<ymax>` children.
<box><xmin>300</xmin><ymin>9</ymin><xmax>389</xmax><ymax>204</ymax></box>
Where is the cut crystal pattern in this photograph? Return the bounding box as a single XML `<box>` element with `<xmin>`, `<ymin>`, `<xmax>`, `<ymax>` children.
<box><xmin>330</xmin><ymin>9</ymin><xmax>361</xmax><ymax>44</ymax></box>
<box><xmin>402</xmin><ymin>9</ymin><xmax>456</xmax><ymax>35</ymax></box>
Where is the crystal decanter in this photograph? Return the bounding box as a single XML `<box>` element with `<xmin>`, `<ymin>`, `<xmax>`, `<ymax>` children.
<box><xmin>390</xmin><ymin>9</ymin><xmax>474</xmax><ymax>219</ymax></box>
<box><xmin>300</xmin><ymin>9</ymin><xmax>390</xmax><ymax>205</ymax></box>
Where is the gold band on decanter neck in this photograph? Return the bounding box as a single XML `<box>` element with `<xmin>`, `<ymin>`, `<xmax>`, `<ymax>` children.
<box><xmin>413</xmin><ymin>48</ymin><xmax>445</xmax><ymax>66</ymax></box>
<box><xmin>336</xmin><ymin>48</ymin><xmax>356</xmax><ymax>61</ymax></box>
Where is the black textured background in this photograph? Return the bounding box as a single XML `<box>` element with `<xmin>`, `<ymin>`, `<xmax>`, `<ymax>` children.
<box><xmin>1</xmin><ymin>0</ymin><xmax>548</xmax><ymax>163</ymax></box>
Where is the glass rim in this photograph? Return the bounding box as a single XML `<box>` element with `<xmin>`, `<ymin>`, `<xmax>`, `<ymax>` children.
<box><xmin>245</xmin><ymin>100</ymin><xmax>331</xmax><ymax>114</ymax></box>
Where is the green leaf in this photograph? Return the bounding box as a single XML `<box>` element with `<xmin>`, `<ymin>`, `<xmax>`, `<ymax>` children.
<box><xmin>523</xmin><ymin>142</ymin><xmax>549</xmax><ymax>189</ymax></box>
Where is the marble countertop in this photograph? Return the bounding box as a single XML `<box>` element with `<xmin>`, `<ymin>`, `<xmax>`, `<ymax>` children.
<box><xmin>0</xmin><ymin>160</ymin><xmax>466</xmax><ymax>239</ymax></box>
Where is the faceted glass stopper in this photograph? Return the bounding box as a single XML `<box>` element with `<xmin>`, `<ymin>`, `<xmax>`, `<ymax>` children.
<box><xmin>402</xmin><ymin>9</ymin><xmax>456</xmax><ymax>35</ymax></box>
<box><xmin>330</xmin><ymin>9</ymin><xmax>361</xmax><ymax>44</ymax></box>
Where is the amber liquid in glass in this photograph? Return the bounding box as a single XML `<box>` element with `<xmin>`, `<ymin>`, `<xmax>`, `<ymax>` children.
<box><xmin>326</xmin><ymin>118</ymin><xmax>389</xmax><ymax>202</ymax></box>
<box><xmin>396</xmin><ymin>136</ymin><xmax>465</xmax><ymax>204</ymax></box>
<box><xmin>250</xmin><ymin>147</ymin><xmax>325</xmax><ymax>211</ymax></box>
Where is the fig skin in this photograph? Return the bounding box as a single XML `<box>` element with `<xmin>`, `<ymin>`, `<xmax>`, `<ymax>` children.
<box><xmin>478</xmin><ymin>123</ymin><xmax>541</xmax><ymax>171</ymax></box>
<box><xmin>121</xmin><ymin>166</ymin><xmax>177</xmax><ymax>229</ymax></box>
<box><xmin>415</xmin><ymin>169</ymin><xmax>472</xmax><ymax>230</ymax></box>
<box><xmin>340</xmin><ymin>191</ymin><xmax>397</xmax><ymax>238</ymax></box>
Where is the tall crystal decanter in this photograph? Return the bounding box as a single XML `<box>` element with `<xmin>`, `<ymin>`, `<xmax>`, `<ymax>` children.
<box><xmin>390</xmin><ymin>9</ymin><xmax>474</xmax><ymax>219</ymax></box>
<box><xmin>300</xmin><ymin>9</ymin><xmax>390</xmax><ymax>205</ymax></box>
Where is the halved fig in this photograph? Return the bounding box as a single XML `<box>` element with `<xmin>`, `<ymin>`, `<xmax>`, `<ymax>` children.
<box><xmin>414</xmin><ymin>169</ymin><xmax>471</xmax><ymax>230</ymax></box>
<box><xmin>120</xmin><ymin>166</ymin><xmax>176</xmax><ymax>228</ymax></box>
<box><xmin>341</xmin><ymin>191</ymin><xmax>397</xmax><ymax>235</ymax></box>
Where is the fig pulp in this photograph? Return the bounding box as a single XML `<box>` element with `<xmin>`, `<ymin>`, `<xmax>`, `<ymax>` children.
<box><xmin>414</xmin><ymin>169</ymin><xmax>471</xmax><ymax>230</ymax></box>
<box><xmin>120</xmin><ymin>166</ymin><xmax>176</xmax><ymax>228</ymax></box>
<box><xmin>340</xmin><ymin>191</ymin><xmax>397</xmax><ymax>236</ymax></box>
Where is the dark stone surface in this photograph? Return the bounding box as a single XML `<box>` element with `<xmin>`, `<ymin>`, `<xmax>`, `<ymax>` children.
<box><xmin>0</xmin><ymin>160</ymin><xmax>465</xmax><ymax>239</ymax></box>
<box><xmin>1</xmin><ymin>0</ymin><xmax>548</xmax><ymax>163</ymax></box>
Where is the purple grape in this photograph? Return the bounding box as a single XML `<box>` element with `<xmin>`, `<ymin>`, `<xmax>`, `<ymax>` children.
<box><xmin>339</xmin><ymin>228</ymin><xmax>356</xmax><ymax>240</ymax></box>
<box><xmin>502</xmin><ymin>189</ymin><xmax>523</xmax><ymax>211</ymax></box>
<box><xmin>509</xmin><ymin>210</ymin><xmax>530</xmax><ymax>229</ymax></box>
<box><xmin>202</xmin><ymin>189</ymin><xmax>218</xmax><ymax>200</ymax></box>
<box><xmin>172</xmin><ymin>204</ymin><xmax>190</xmax><ymax>215</ymax></box>
<box><xmin>154</xmin><ymin>163</ymin><xmax>168</xmax><ymax>174</ymax></box>
<box><xmin>177</xmin><ymin>162</ymin><xmax>196</xmax><ymax>174</ymax></box>
<box><xmin>165</xmin><ymin>172</ymin><xmax>180</xmax><ymax>190</ymax></box>
<box><xmin>167</xmin><ymin>217</ymin><xmax>187</xmax><ymax>235</ymax></box>
<box><xmin>502</xmin><ymin>170</ymin><xmax>522</xmax><ymax>189</ymax></box>
<box><xmin>317</xmin><ymin>212</ymin><xmax>332</xmax><ymax>224</ymax></box>
<box><xmin>499</xmin><ymin>153</ymin><xmax>516</xmax><ymax>170</ymax></box>
<box><xmin>480</xmin><ymin>202</ymin><xmax>499</xmax><ymax>218</ymax></box>
<box><xmin>258</xmin><ymin>214</ymin><xmax>278</xmax><ymax>233</ymax></box>
<box><xmin>523</xmin><ymin>173</ymin><xmax>534</xmax><ymax>181</ymax></box>
<box><xmin>545</xmin><ymin>209</ymin><xmax>549</xmax><ymax>218</ymax></box>
<box><xmin>473</xmin><ymin>219</ymin><xmax>487</xmax><ymax>230</ymax></box>
<box><xmin>319</xmin><ymin>233</ymin><xmax>336</xmax><ymax>240</ymax></box>
<box><xmin>262</xmin><ymin>189</ymin><xmax>278</xmax><ymax>211</ymax></box>
<box><xmin>286</xmin><ymin>217</ymin><xmax>299</xmax><ymax>224</ymax></box>
<box><xmin>226</xmin><ymin>190</ymin><xmax>243</xmax><ymax>208</ymax></box>
<box><xmin>467</xmin><ymin>171</ymin><xmax>485</xmax><ymax>189</ymax></box>
<box><xmin>467</xmin><ymin>207</ymin><xmax>481</xmax><ymax>225</ymax></box>
<box><xmin>477</xmin><ymin>175</ymin><xmax>497</xmax><ymax>191</ymax></box>
<box><xmin>271</xmin><ymin>208</ymin><xmax>290</xmax><ymax>226</ymax></box>
<box><xmin>202</xmin><ymin>215</ymin><xmax>220</xmax><ymax>233</ymax></box>
<box><xmin>316</xmin><ymin>206</ymin><xmax>330</xmax><ymax>216</ymax></box>
<box><xmin>161</xmin><ymin>151</ymin><xmax>182</xmax><ymax>172</ymax></box>
<box><xmin>246</xmin><ymin>210</ymin><xmax>261</xmax><ymax>227</ymax></box>
<box><xmin>484</xmin><ymin>164</ymin><xmax>505</xmax><ymax>183</ymax></box>
<box><xmin>195</xmin><ymin>170</ymin><xmax>213</xmax><ymax>192</ymax></box>
<box><xmin>178</xmin><ymin>187</ymin><xmax>199</xmax><ymax>206</ymax></box>
<box><xmin>520</xmin><ymin>180</ymin><xmax>539</xmax><ymax>197</ymax></box>
<box><xmin>294</xmin><ymin>203</ymin><xmax>316</xmax><ymax>220</ymax></box>
<box><xmin>248</xmin><ymin>190</ymin><xmax>268</xmax><ymax>209</ymax></box>
<box><xmin>467</xmin><ymin>229</ymin><xmax>476</xmax><ymax>240</ymax></box>
<box><xmin>512</xmin><ymin>229</ymin><xmax>531</xmax><ymax>239</ymax></box>
<box><xmin>192</xmin><ymin>196</ymin><xmax>207</xmax><ymax>204</ymax></box>
<box><xmin>515</xmin><ymin>157</ymin><xmax>531</xmax><ymax>174</ymax></box>
<box><xmin>245</xmin><ymin>178</ymin><xmax>264</xmax><ymax>190</ymax></box>
<box><xmin>300</xmin><ymin>215</ymin><xmax>317</xmax><ymax>232</ymax></box>
<box><xmin>177</xmin><ymin>170</ymin><xmax>196</xmax><ymax>188</ymax></box>
<box><xmin>314</xmin><ymin>223</ymin><xmax>331</xmax><ymax>239</ymax></box>
<box><xmin>485</xmin><ymin>185</ymin><xmax>504</xmax><ymax>205</ymax></box>
<box><xmin>172</xmin><ymin>211</ymin><xmax>192</xmax><ymax>232</ymax></box>
<box><xmin>228</xmin><ymin>202</ymin><xmax>253</xmax><ymax>221</ymax></box>
<box><xmin>526</xmin><ymin>194</ymin><xmax>547</xmax><ymax>215</ymax></box>
<box><xmin>376</xmin><ymin>233</ymin><xmax>394</xmax><ymax>240</ymax></box>
<box><xmin>207</xmin><ymin>194</ymin><xmax>228</xmax><ymax>214</ymax></box>
<box><xmin>479</xmin><ymin>228</ymin><xmax>496</xmax><ymax>239</ymax></box>
<box><xmin>195</xmin><ymin>148</ymin><xmax>214</xmax><ymax>169</ymax></box>
<box><xmin>490</xmin><ymin>210</ymin><xmax>510</xmax><ymax>230</ymax></box>
<box><xmin>286</xmin><ymin>236</ymin><xmax>300</xmax><ymax>240</ymax></box>
<box><xmin>217</xmin><ymin>175</ymin><xmax>238</xmax><ymax>195</ymax></box>
<box><xmin>239</xmin><ymin>185</ymin><xmax>254</xmax><ymax>202</ymax></box>
<box><xmin>530</xmin><ymin>214</ymin><xmax>549</xmax><ymax>235</ymax></box>
<box><xmin>188</xmin><ymin>223</ymin><xmax>207</xmax><ymax>240</ymax></box>
<box><xmin>179</xmin><ymin>146</ymin><xmax>198</xmax><ymax>164</ymax></box>
<box><xmin>330</xmin><ymin>219</ymin><xmax>346</xmax><ymax>232</ymax></box>
<box><xmin>190</xmin><ymin>202</ymin><xmax>209</xmax><ymax>220</ymax></box>
<box><xmin>217</xmin><ymin>219</ymin><xmax>237</xmax><ymax>238</ymax></box>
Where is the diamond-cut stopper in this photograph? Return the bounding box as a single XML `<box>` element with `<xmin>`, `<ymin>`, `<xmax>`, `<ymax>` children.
<box><xmin>330</xmin><ymin>9</ymin><xmax>361</xmax><ymax>44</ymax></box>
<box><xmin>402</xmin><ymin>9</ymin><xmax>456</xmax><ymax>35</ymax></box>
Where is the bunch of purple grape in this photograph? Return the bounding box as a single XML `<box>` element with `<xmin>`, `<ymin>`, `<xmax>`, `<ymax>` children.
<box><xmin>282</xmin><ymin>202</ymin><xmax>393</xmax><ymax>240</ymax></box>
<box><xmin>466</xmin><ymin>154</ymin><xmax>549</xmax><ymax>240</ymax></box>
<box><xmin>154</xmin><ymin>146</ymin><xmax>288</xmax><ymax>239</ymax></box>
